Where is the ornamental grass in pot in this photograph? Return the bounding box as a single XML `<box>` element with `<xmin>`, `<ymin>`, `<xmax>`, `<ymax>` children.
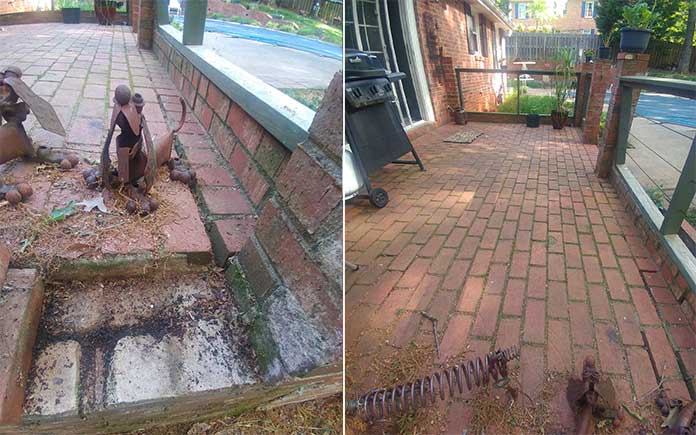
<box><xmin>551</xmin><ymin>48</ymin><xmax>574</xmax><ymax>130</ymax></box>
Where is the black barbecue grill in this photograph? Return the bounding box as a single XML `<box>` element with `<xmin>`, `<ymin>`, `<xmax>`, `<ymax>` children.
<box><xmin>345</xmin><ymin>49</ymin><xmax>425</xmax><ymax>208</ymax></box>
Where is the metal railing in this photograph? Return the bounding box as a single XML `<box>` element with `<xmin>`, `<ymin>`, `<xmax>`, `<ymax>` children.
<box><xmin>613</xmin><ymin>76</ymin><xmax>696</xmax><ymax>289</ymax></box>
<box><xmin>454</xmin><ymin>68</ymin><xmax>587</xmax><ymax>123</ymax></box>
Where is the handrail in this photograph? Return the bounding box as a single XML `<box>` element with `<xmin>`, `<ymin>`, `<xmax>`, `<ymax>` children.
<box><xmin>613</xmin><ymin>75</ymin><xmax>696</xmax><ymax>291</ymax></box>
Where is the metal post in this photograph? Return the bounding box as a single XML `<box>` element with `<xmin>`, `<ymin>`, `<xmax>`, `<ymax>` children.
<box><xmin>183</xmin><ymin>0</ymin><xmax>207</xmax><ymax>45</ymax></box>
<box><xmin>456</xmin><ymin>70</ymin><xmax>463</xmax><ymax>110</ymax></box>
<box><xmin>516</xmin><ymin>72</ymin><xmax>520</xmax><ymax>115</ymax></box>
<box><xmin>660</xmin><ymin>136</ymin><xmax>696</xmax><ymax>235</ymax></box>
<box><xmin>614</xmin><ymin>84</ymin><xmax>634</xmax><ymax>166</ymax></box>
<box><xmin>156</xmin><ymin>0</ymin><xmax>169</xmax><ymax>25</ymax></box>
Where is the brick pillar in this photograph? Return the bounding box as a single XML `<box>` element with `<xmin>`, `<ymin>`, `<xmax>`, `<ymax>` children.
<box><xmin>234</xmin><ymin>72</ymin><xmax>343</xmax><ymax>379</ymax></box>
<box><xmin>582</xmin><ymin>59</ymin><xmax>613</xmax><ymax>144</ymax></box>
<box><xmin>131</xmin><ymin>0</ymin><xmax>140</xmax><ymax>33</ymax></box>
<box><xmin>573</xmin><ymin>62</ymin><xmax>593</xmax><ymax>128</ymax></box>
<box><xmin>595</xmin><ymin>53</ymin><xmax>649</xmax><ymax>178</ymax></box>
<box><xmin>137</xmin><ymin>0</ymin><xmax>154</xmax><ymax>49</ymax></box>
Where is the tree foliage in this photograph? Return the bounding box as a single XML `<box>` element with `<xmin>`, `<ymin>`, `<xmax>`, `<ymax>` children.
<box><xmin>595</xmin><ymin>0</ymin><xmax>695</xmax><ymax>45</ymax></box>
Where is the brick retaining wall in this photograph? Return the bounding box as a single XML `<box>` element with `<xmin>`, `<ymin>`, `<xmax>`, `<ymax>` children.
<box><xmin>153</xmin><ymin>30</ymin><xmax>342</xmax><ymax>377</ymax></box>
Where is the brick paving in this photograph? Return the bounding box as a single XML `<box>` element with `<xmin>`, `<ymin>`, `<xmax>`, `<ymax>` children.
<box><xmin>345</xmin><ymin>122</ymin><xmax>696</xmax><ymax>431</ymax></box>
<box><xmin>0</xmin><ymin>23</ymin><xmax>256</xmax><ymax>264</ymax></box>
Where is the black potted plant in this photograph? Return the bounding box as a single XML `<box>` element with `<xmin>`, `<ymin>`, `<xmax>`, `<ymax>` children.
<box><xmin>551</xmin><ymin>48</ymin><xmax>574</xmax><ymax>130</ymax></box>
<box><xmin>619</xmin><ymin>1</ymin><xmax>659</xmax><ymax>53</ymax></box>
<box><xmin>584</xmin><ymin>48</ymin><xmax>595</xmax><ymax>63</ymax></box>
<box><xmin>598</xmin><ymin>34</ymin><xmax>612</xmax><ymax>59</ymax></box>
<box><xmin>58</xmin><ymin>0</ymin><xmax>82</xmax><ymax>24</ymax></box>
<box><xmin>526</xmin><ymin>112</ymin><xmax>540</xmax><ymax>128</ymax></box>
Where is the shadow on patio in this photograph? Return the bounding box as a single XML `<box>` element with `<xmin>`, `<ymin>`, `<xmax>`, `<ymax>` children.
<box><xmin>345</xmin><ymin>122</ymin><xmax>695</xmax><ymax>433</ymax></box>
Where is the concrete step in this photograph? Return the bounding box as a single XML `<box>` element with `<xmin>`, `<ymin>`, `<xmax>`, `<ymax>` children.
<box><xmin>0</xmin><ymin>267</ymin><xmax>44</xmax><ymax>424</ymax></box>
<box><xmin>23</xmin><ymin>272</ymin><xmax>260</xmax><ymax>418</ymax></box>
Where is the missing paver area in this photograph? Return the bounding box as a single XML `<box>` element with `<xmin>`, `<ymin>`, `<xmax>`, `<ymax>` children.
<box><xmin>25</xmin><ymin>273</ymin><xmax>259</xmax><ymax>417</ymax></box>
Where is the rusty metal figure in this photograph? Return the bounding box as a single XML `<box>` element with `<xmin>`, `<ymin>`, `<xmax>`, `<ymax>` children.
<box><xmin>0</xmin><ymin>66</ymin><xmax>74</xmax><ymax>204</ymax></box>
<box><xmin>571</xmin><ymin>356</ymin><xmax>623</xmax><ymax>434</ymax></box>
<box><xmin>97</xmin><ymin>84</ymin><xmax>186</xmax><ymax>213</ymax></box>
<box><xmin>347</xmin><ymin>346</ymin><xmax>519</xmax><ymax>421</ymax></box>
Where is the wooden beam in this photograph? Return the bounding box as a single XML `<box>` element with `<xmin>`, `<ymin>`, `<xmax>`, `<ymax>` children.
<box><xmin>156</xmin><ymin>0</ymin><xmax>169</xmax><ymax>25</ymax></box>
<box><xmin>182</xmin><ymin>0</ymin><xmax>207</xmax><ymax>46</ymax></box>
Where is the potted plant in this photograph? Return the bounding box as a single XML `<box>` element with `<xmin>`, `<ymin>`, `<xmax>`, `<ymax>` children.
<box><xmin>551</xmin><ymin>48</ymin><xmax>574</xmax><ymax>130</ymax></box>
<box><xmin>584</xmin><ymin>48</ymin><xmax>595</xmax><ymax>63</ymax></box>
<box><xmin>57</xmin><ymin>0</ymin><xmax>82</xmax><ymax>24</ymax></box>
<box><xmin>619</xmin><ymin>1</ymin><xmax>659</xmax><ymax>53</ymax></box>
<box><xmin>526</xmin><ymin>112</ymin><xmax>540</xmax><ymax>128</ymax></box>
<box><xmin>598</xmin><ymin>34</ymin><xmax>612</xmax><ymax>59</ymax></box>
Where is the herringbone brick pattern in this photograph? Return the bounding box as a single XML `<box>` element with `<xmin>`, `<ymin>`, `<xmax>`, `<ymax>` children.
<box><xmin>345</xmin><ymin>122</ymin><xmax>695</xmax><ymax>432</ymax></box>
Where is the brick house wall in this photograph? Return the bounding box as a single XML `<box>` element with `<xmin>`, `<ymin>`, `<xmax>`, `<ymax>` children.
<box><xmin>414</xmin><ymin>0</ymin><xmax>507</xmax><ymax>126</ymax></box>
<box><xmin>0</xmin><ymin>0</ymin><xmax>33</xmax><ymax>14</ymax></box>
<box><xmin>510</xmin><ymin>0</ymin><xmax>597</xmax><ymax>32</ymax></box>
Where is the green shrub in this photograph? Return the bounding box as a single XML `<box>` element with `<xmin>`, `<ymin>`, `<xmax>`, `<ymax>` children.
<box><xmin>210</xmin><ymin>12</ymin><xmax>225</xmax><ymax>19</ymax></box>
<box><xmin>497</xmin><ymin>93</ymin><xmax>556</xmax><ymax>114</ymax></box>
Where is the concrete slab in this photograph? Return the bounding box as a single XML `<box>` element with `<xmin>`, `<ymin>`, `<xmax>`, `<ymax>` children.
<box><xmin>0</xmin><ymin>269</ymin><xmax>43</xmax><ymax>424</ymax></box>
<box><xmin>106</xmin><ymin>319</ymin><xmax>256</xmax><ymax>405</ymax></box>
<box><xmin>24</xmin><ymin>341</ymin><xmax>81</xmax><ymax>417</ymax></box>
<box><xmin>43</xmin><ymin>274</ymin><xmax>220</xmax><ymax>336</ymax></box>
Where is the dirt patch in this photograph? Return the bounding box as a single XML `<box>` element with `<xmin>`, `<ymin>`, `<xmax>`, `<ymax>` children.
<box><xmin>0</xmin><ymin>160</ymin><xmax>195</xmax><ymax>273</ymax></box>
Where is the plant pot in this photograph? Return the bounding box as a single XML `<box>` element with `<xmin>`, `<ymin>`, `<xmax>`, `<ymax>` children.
<box><xmin>61</xmin><ymin>7</ymin><xmax>81</xmax><ymax>24</ymax></box>
<box><xmin>454</xmin><ymin>109</ymin><xmax>467</xmax><ymax>125</ymax></box>
<box><xmin>550</xmin><ymin>110</ymin><xmax>568</xmax><ymax>129</ymax></box>
<box><xmin>585</xmin><ymin>55</ymin><xmax>593</xmax><ymax>63</ymax></box>
<box><xmin>598</xmin><ymin>46</ymin><xmax>611</xmax><ymax>60</ymax></box>
<box><xmin>526</xmin><ymin>114</ymin><xmax>540</xmax><ymax>128</ymax></box>
<box><xmin>619</xmin><ymin>27</ymin><xmax>651</xmax><ymax>53</ymax></box>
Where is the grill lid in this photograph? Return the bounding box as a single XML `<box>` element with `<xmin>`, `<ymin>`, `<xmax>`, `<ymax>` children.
<box><xmin>345</xmin><ymin>49</ymin><xmax>387</xmax><ymax>80</ymax></box>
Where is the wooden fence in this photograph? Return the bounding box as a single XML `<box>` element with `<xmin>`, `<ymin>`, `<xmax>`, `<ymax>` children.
<box><xmin>507</xmin><ymin>32</ymin><xmax>600</xmax><ymax>62</ymax></box>
<box><xmin>646</xmin><ymin>39</ymin><xmax>696</xmax><ymax>72</ymax></box>
<box><xmin>275</xmin><ymin>0</ymin><xmax>342</xmax><ymax>25</ymax></box>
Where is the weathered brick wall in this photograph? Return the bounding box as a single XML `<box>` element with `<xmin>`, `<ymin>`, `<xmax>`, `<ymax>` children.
<box><xmin>595</xmin><ymin>52</ymin><xmax>649</xmax><ymax>177</ymax></box>
<box><xmin>0</xmin><ymin>0</ymin><xmax>34</xmax><ymax>14</ymax></box>
<box><xmin>582</xmin><ymin>59</ymin><xmax>612</xmax><ymax>144</ymax></box>
<box><xmin>414</xmin><ymin>0</ymin><xmax>500</xmax><ymax>125</ymax></box>
<box><xmin>511</xmin><ymin>0</ymin><xmax>596</xmax><ymax>32</ymax></box>
<box><xmin>611</xmin><ymin>169</ymin><xmax>696</xmax><ymax>327</ymax></box>
<box><xmin>153</xmin><ymin>32</ymin><xmax>342</xmax><ymax>378</ymax></box>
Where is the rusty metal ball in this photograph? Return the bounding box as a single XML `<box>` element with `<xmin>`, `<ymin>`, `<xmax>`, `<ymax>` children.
<box><xmin>67</xmin><ymin>154</ymin><xmax>79</xmax><ymax>168</ymax></box>
<box><xmin>86</xmin><ymin>175</ymin><xmax>98</xmax><ymax>189</ymax></box>
<box><xmin>60</xmin><ymin>159</ymin><xmax>73</xmax><ymax>170</ymax></box>
<box><xmin>170</xmin><ymin>169</ymin><xmax>182</xmax><ymax>181</ymax></box>
<box><xmin>149</xmin><ymin>198</ymin><xmax>159</xmax><ymax>212</ymax></box>
<box><xmin>179</xmin><ymin>171</ymin><xmax>191</xmax><ymax>185</ymax></box>
<box><xmin>125</xmin><ymin>200</ymin><xmax>137</xmax><ymax>214</ymax></box>
<box><xmin>5</xmin><ymin>189</ymin><xmax>21</xmax><ymax>204</ymax></box>
<box><xmin>114</xmin><ymin>84</ymin><xmax>132</xmax><ymax>106</ymax></box>
<box><xmin>16</xmin><ymin>183</ymin><xmax>32</xmax><ymax>199</ymax></box>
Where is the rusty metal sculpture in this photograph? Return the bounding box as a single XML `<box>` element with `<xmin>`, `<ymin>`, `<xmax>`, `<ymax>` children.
<box><xmin>96</xmin><ymin>84</ymin><xmax>186</xmax><ymax>213</ymax></box>
<box><xmin>570</xmin><ymin>356</ymin><xmax>623</xmax><ymax>434</ymax></box>
<box><xmin>0</xmin><ymin>66</ymin><xmax>75</xmax><ymax>204</ymax></box>
<box><xmin>346</xmin><ymin>346</ymin><xmax>519</xmax><ymax>421</ymax></box>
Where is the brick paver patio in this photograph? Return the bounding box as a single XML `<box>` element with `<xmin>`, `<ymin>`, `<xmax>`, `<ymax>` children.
<box><xmin>0</xmin><ymin>23</ymin><xmax>256</xmax><ymax>261</ymax></box>
<box><xmin>346</xmin><ymin>122</ymin><xmax>695</xmax><ymax>432</ymax></box>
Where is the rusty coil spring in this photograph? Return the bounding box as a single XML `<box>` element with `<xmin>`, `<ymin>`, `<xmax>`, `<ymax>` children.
<box><xmin>350</xmin><ymin>346</ymin><xmax>519</xmax><ymax>421</ymax></box>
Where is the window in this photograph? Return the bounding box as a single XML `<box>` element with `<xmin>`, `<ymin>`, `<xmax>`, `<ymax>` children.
<box><xmin>516</xmin><ymin>2</ymin><xmax>530</xmax><ymax>19</ymax></box>
<box><xmin>583</xmin><ymin>1</ymin><xmax>594</xmax><ymax>18</ymax></box>
<box><xmin>464</xmin><ymin>3</ymin><xmax>478</xmax><ymax>54</ymax></box>
<box><xmin>479</xmin><ymin>14</ymin><xmax>488</xmax><ymax>57</ymax></box>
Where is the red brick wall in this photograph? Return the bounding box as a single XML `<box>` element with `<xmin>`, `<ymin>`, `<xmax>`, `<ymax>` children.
<box><xmin>511</xmin><ymin>0</ymin><xmax>597</xmax><ymax>32</ymax></box>
<box><xmin>414</xmin><ymin>0</ymin><xmax>502</xmax><ymax>126</ymax></box>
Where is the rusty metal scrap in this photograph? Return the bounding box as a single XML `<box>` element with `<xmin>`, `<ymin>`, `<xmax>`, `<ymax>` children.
<box><xmin>346</xmin><ymin>346</ymin><xmax>519</xmax><ymax>421</ymax></box>
<box><xmin>98</xmin><ymin>84</ymin><xmax>186</xmax><ymax>213</ymax></box>
<box><xmin>571</xmin><ymin>356</ymin><xmax>623</xmax><ymax>434</ymax></box>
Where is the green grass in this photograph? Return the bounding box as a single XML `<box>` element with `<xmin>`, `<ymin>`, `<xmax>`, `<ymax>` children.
<box><xmin>280</xmin><ymin>88</ymin><xmax>325</xmax><ymax>111</ymax></box>
<box><xmin>212</xmin><ymin>0</ymin><xmax>342</xmax><ymax>45</ymax></box>
<box><xmin>648</xmin><ymin>69</ymin><xmax>696</xmax><ymax>82</ymax></box>
<box><xmin>210</xmin><ymin>12</ymin><xmax>261</xmax><ymax>26</ymax></box>
<box><xmin>497</xmin><ymin>93</ymin><xmax>559</xmax><ymax>114</ymax></box>
<box><xmin>646</xmin><ymin>184</ymin><xmax>696</xmax><ymax>228</ymax></box>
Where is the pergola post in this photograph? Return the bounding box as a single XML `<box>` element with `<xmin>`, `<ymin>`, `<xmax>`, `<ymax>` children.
<box><xmin>156</xmin><ymin>0</ymin><xmax>169</xmax><ymax>25</ymax></box>
<box><xmin>183</xmin><ymin>0</ymin><xmax>207</xmax><ymax>45</ymax></box>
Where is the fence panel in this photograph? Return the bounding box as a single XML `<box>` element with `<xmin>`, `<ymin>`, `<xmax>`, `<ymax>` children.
<box><xmin>276</xmin><ymin>0</ymin><xmax>342</xmax><ymax>25</ymax></box>
<box><xmin>507</xmin><ymin>32</ymin><xmax>600</xmax><ymax>62</ymax></box>
<box><xmin>646</xmin><ymin>39</ymin><xmax>696</xmax><ymax>72</ymax></box>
